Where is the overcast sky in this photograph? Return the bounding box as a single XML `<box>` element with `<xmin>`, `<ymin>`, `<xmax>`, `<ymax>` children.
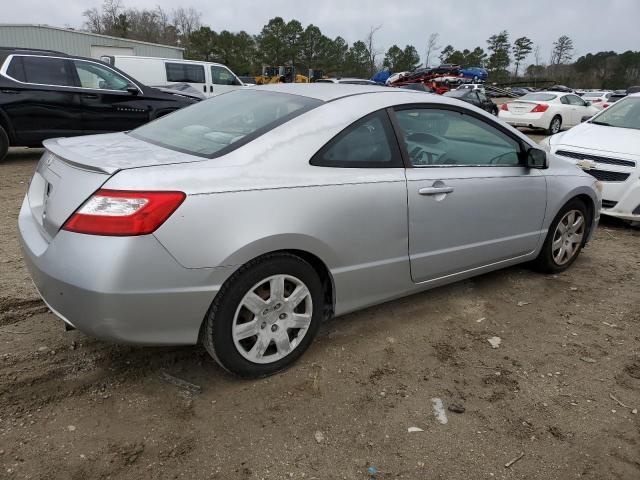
<box><xmin>3</xmin><ymin>0</ymin><xmax>639</xmax><ymax>66</ymax></box>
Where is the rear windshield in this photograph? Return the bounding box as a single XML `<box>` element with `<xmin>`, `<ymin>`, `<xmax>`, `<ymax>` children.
<box><xmin>583</xmin><ymin>92</ymin><xmax>606</xmax><ymax>97</ymax></box>
<box><xmin>131</xmin><ymin>90</ymin><xmax>321</xmax><ymax>157</ymax></box>
<box><xmin>443</xmin><ymin>90</ymin><xmax>469</xmax><ymax>98</ymax></box>
<box><xmin>520</xmin><ymin>93</ymin><xmax>557</xmax><ymax>101</ymax></box>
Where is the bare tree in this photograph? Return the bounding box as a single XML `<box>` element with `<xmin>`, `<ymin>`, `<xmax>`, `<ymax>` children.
<box><xmin>364</xmin><ymin>24</ymin><xmax>382</xmax><ymax>75</ymax></box>
<box><xmin>172</xmin><ymin>7</ymin><xmax>202</xmax><ymax>39</ymax></box>
<box><xmin>551</xmin><ymin>35</ymin><xmax>574</xmax><ymax>65</ymax></box>
<box><xmin>83</xmin><ymin>7</ymin><xmax>103</xmax><ymax>33</ymax></box>
<box><xmin>425</xmin><ymin>33</ymin><xmax>440</xmax><ymax>68</ymax></box>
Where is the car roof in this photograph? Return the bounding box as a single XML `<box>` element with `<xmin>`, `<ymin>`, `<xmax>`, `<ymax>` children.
<box><xmin>0</xmin><ymin>47</ymin><xmax>68</xmax><ymax>57</ymax></box>
<box><xmin>245</xmin><ymin>83</ymin><xmax>391</xmax><ymax>101</ymax></box>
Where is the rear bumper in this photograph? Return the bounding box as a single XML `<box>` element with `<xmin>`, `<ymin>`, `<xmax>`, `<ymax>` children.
<box><xmin>498</xmin><ymin>111</ymin><xmax>548</xmax><ymax>129</ymax></box>
<box><xmin>18</xmin><ymin>196</ymin><xmax>235</xmax><ymax>345</ymax></box>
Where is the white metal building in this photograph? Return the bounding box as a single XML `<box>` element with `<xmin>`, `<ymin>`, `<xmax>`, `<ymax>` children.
<box><xmin>0</xmin><ymin>24</ymin><xmax>184</xmax><ymax>59</ymax></box>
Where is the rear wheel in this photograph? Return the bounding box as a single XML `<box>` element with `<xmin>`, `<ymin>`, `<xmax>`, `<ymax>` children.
<box><xmin>201</xmin><ymin>253</ymin><xmax>323</xmax><ymax>377</ymax></box>
<box><xmin>0</xmin><ymin>125</ymin><xmax>9</xmax><ymax>162</ymax></box>
<box><xmin>548</xmin><ymin>115</ymin><xmax>562</xmax><ymax>135</ymax></box>
<box><xmin>532</xmin><ymin>199</ymin><xmax>588</xmax><ymax>273</ymax></box>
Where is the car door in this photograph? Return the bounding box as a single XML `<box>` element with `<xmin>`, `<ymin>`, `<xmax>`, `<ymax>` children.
<box><xmin>393</xmin><ymin>106</ymin><xmax>547</xmax><ymax>283</ymax></box>
<box><xmin>209</xmin><ymin>65</ymin><xmax>242</xmax><ymax>97</ymax></box>
<box><xmin>164</xmin><ymin>61</ymin><xmax>207</xmax><ymax>97</ymax></box>
<box><xmin>565</xmin><ymin>94</ymin><xmax>589</xmax><ymax>125</ymax></box>
<box><xmin>1</xmin><ymin>54</ymin><xmax>83</xmax><ymax>145</ymax></box>
<box><xmin>70</xmin><ymin>59</ymin><xmax>150</xmax><ymax>134</ymax></box>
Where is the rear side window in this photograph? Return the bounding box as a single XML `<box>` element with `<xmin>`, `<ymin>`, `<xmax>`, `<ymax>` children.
<box><xmin>211</xmin><ymin>65</ymin><xmax>240</xmax><ymax>85</ymax></box>
<box><xmin>165</xmin><ymin>62</ymin><xmax>205</xmax><ymax>83</ymax></box>
<box><xmin>7</xmin><ymin>56</ymin><xmax>74</xmax><ymax>86</ymax></box>
<box><xmin>310</xmin><ymin>110</ymin><xmax>402</xmax><ymax>168</ymax></box>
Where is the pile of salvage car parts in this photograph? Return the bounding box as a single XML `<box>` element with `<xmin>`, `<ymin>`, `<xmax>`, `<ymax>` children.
<box><xmin>387</xmin><ymin>64</ymin><xmax>510</xmax><ymax>96</ymax></box>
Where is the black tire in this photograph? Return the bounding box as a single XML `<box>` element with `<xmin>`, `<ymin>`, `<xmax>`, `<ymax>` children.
<box><xmin>531</xmin><ymin>198</ymin><xmax>589</xmax><ymax>273</ymax></box>
<box><xmin>548</xmin><ymin>115</ymin><xmax>562</xmax><ymax>135</ymax></box>
<box><xmin>201</xmin><ymin>253</ymin><xmax>324</xmax><ymax>378</ymax></box>
<box><xmin>0</xmin><ymin>125</ymin><xmax>9</xmax><ymax>162</ymax></box>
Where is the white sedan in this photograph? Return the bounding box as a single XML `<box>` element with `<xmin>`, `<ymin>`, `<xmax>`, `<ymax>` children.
<box><xmin>499</xmin><ymin>92</ymin><xmax>599</xmax><ymax>134</ymax></box>
<box><xmin>542</xmin><ymin>93</ymin><xmax>640</xmax><ymax>226</ymax></box>
<box><xmin>581</xmin><ymin>91</ymin><xmax>612</xmax><ymax>110</ymax></box>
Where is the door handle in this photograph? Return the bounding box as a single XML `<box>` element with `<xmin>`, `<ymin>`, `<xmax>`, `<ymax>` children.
<box><xmin>203</xmin><ymin>85</ymin><xmax>207</xmax><ymax>92</ymax></box>
<box><xmin>209</xmin><ymin>85</ymin><xmax>213</xmax><ymax>92</ymax></box>
<box><xmin>81</xmin><ymin>93</ymin><xmax>98</xmax><ymax>99</ymax></box>
<box><xmin>418</xmin><ymin>186</ymin><xmax>454</xmax><ymax>196</ymax></box>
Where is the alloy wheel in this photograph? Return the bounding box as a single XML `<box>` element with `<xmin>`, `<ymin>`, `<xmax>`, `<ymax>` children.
<box><xmin>550</xmin><ymin>117</ymin><xmax>561</xmax><ymax>134</ymax></box>
<box><xmin>232</xmin><ymin>274</ymin><xmax>313</xmax><ymax>364</ymax></box>
<box><xmin>551</xmin><ymin>210</ymin><xmax>585</xmax><ymax>265</ymax></box>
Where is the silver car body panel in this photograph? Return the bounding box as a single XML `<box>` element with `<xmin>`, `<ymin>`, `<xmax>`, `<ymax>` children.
<box><xmin>19</xmin><ymin>84</ymin><xmax>601</xmax><ymax>345</ymax></box>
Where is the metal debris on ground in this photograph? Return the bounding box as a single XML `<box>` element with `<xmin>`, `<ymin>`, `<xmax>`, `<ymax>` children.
<box><xmin>431</xmin><ymin>398</ymin><xmax>449</xmax><ymax>425</ymax></box>
<box><xmin>505</xmin><ymin>452</ymin><xmax>524</xmax><ymax>468</ymax></box>
<box><xmin>159</xmin><ymin>371</ymin><xmax>202</xmax><ymax>395</ymax></box>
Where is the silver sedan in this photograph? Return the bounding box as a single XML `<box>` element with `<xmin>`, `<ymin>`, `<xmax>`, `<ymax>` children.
<box><xmin>19</xmin><ymin>84</ymin><xmax>601</xmax><ymax>377</ymax></box>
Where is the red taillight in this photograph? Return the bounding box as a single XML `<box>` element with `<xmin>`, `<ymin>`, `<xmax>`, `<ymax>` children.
<box><xmin>602</xmin><ymin>103</ymin><xmax>609</xmax><ymax>108</ymax></box>
<box><xmin>63</xmin><ymin>189</ymin><xmax>186</xmax><ymax>236</ymax></box>
<box><xmin>500</xmin><ymin>103</ymin><xmax>508</xmax><ymax>111</ymax></box>
<box><xmin>531</xmin><ymin>103</ymin><xmax>549</xmax><ymax>113</ymax></box>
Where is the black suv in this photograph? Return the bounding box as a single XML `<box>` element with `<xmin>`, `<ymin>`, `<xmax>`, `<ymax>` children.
<box><xmin>0</xmin><ymin>48</ymin><xmax>199</xmax><ymax>161</ymax></box>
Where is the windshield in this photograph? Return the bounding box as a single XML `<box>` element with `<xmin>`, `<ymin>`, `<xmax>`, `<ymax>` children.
<box><xmin>591</xmin><ymin>97</ymin><xmax>640</xmax><ymax>130</ymax></box>
<box><xmin>583</xmin><ymin>92</ymin><xmax>606</xmax><ymax>97</ymax></box>
<box><xmin>520</xmin><ymin>93</ymin><xmax>557</xmax><ymax>101</ymax></box>
<box><xmin>131</xmin><ymin>90</ymin><xmax>321</xmax><ymax>157</ymax></box>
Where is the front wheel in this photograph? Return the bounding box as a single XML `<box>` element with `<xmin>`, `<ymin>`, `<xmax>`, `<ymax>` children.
<box><xmin>201</xmin><ymin>253</ymin><xmax>324</xmax><ymax>377</ymax></box>
<box><xmin>532</xmin><ymin>199</ymin><xmax>589</xmax><ymax>273</ymax></box>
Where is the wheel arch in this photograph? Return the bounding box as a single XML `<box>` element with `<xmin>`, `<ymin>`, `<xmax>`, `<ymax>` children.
<box><xmin>547</xmin><ymin>186</ymin><xmax>598</xmax><ymax>243</ymax></box>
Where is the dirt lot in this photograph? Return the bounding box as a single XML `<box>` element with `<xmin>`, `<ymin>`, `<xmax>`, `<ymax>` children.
<box><xmin>1</xmin><ymin>145</ymin><xmax>639</xmax><ymax>480</ymax></box>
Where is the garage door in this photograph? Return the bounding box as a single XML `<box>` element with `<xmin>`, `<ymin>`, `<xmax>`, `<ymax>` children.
<box><xmin>90</xmin><ymin>45</ymin><xmax>134</xmax><ymax>59</ymax></box>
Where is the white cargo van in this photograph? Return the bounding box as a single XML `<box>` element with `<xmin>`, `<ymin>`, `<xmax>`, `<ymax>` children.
<box><xmin>99</xmin><ymin>56</ymin><xmax>244</xmax><ymax>98</ymax></box>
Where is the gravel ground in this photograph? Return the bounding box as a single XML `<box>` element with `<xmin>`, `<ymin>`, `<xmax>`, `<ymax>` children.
<box><xmin>1</xmin><ymin>144</ymin><xmax>639</xmax><ymax>480</ymax></box>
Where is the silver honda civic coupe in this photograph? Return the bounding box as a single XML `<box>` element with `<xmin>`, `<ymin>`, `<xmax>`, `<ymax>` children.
<box><xmin>19</xmin><ymin>84</ymin><xmax>601</xmax><ymax>377</ymax></box>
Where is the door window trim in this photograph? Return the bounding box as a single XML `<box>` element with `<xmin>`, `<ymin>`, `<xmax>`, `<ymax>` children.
<box><xmin>389</xmin><ymin>103</ymin><xmax>529</xmax><ymax>168</ymax></box>
<box><xmin>0</xmin><ymin>54</ymin><xmax>143</xmax><ymax>94</ymax></box>
<box><xmin>309</xmin><ymin>108</ymin><xmax>404</xmax><ymax>168</ymax></box>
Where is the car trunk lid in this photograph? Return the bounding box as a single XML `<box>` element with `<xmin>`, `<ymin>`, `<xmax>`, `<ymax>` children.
<box><xmin>506</xmin><ymin>101</ymin><xmax>538</xmax><ymax>114</ymax></box>
<box><xmin>42</xmin><ymin>132</ymin><xmax>203</xmax><ymax>174</ymax></box>
<box><xmin>27</xmin><ymin>150</ymin><xmax>111</xmax><ymax>240</ymax></box>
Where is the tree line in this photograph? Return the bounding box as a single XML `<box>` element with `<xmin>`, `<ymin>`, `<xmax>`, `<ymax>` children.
<box><xmin>83</xmin><ymin>0</ymin><xmax>640</xmax><ymax>88</ymax></box>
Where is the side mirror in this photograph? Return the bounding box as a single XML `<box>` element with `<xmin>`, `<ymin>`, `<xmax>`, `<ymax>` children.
<box><xmin>584</xmin><ymin>101</ymin><xmax>591</xmax><ymax>106</ymax></box>
<box><xmin>581</xmin><ymin>115</ymin><xmax>593</xmax><ymax>123</ymax></box>
<box><xmin>126</xmin><ymin>84</ymin><xmax>139</xmax><ymax>95</ymax></box>
<box><xmin>525</xmin><ymin>147</ymin><xmax>548</xmax><ymax>169</ymax></box>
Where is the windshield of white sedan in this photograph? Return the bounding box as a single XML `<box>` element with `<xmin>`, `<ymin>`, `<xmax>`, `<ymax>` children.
<box><xmin>131</xmin><ymin>90</ymin><xmax>321</xmax><ymax>157</ymax></box>
<box><xmin>591</xmin><ymin>97</ymin><xmax>640</xmax><ymax>130</ymax></box>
